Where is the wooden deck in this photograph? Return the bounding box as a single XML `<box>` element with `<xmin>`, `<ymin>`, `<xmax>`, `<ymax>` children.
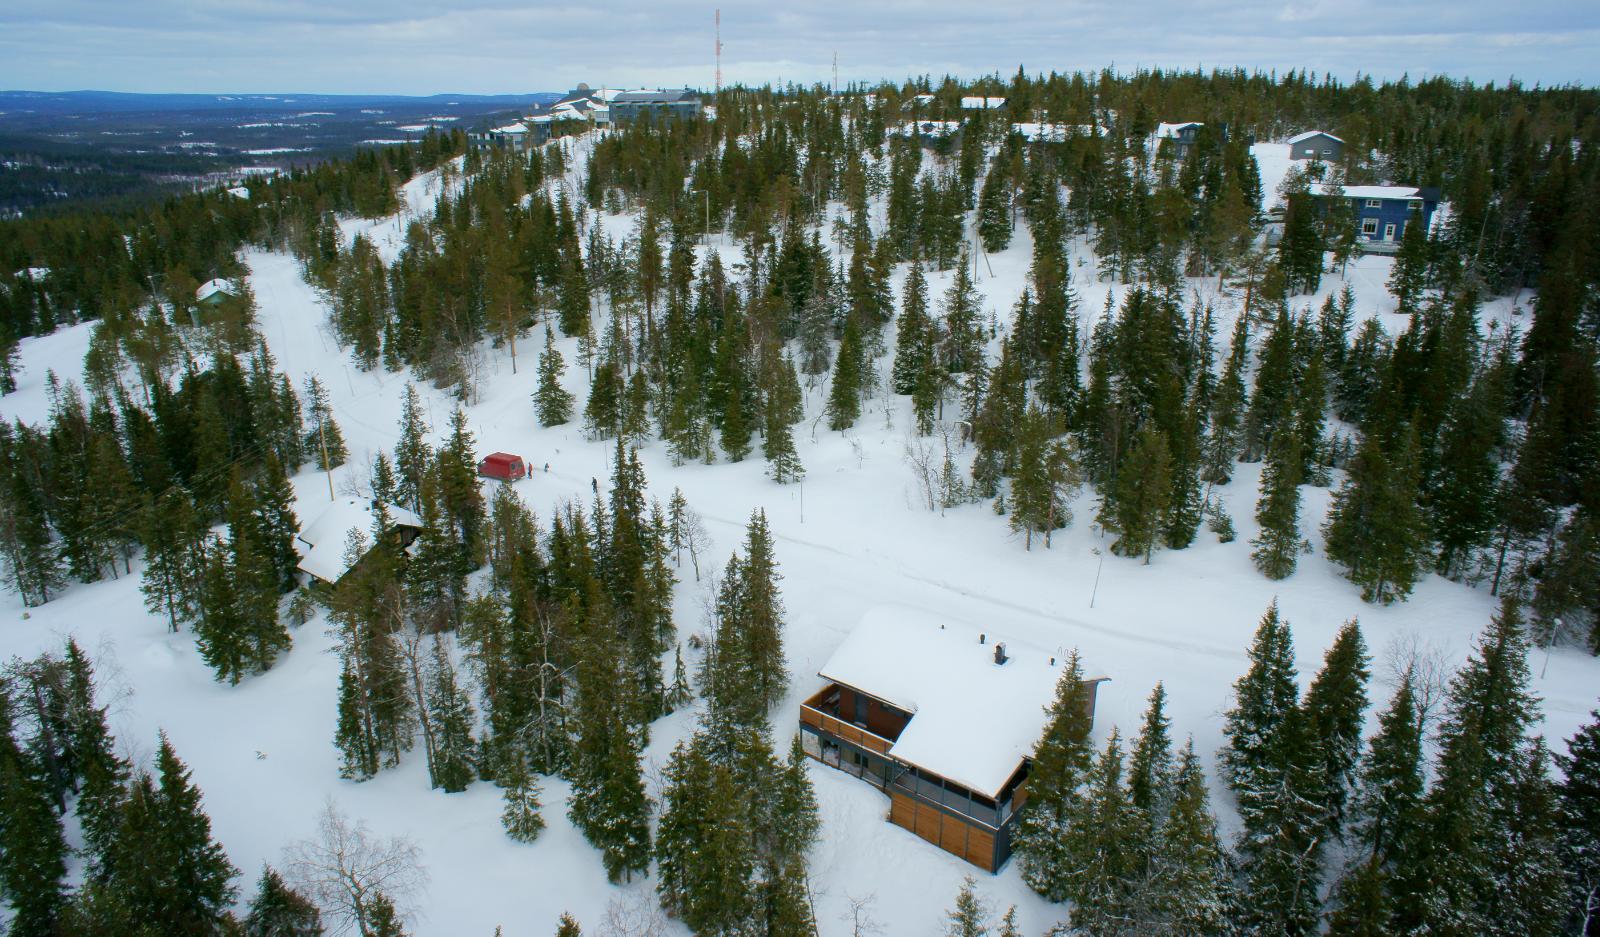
<box><xmin>799</xmin><ymin>703</ymin><xmax>895</xmax><ymax>756</ymax></box>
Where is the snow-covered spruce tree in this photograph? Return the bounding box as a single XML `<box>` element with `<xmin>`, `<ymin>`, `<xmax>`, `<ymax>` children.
<box><xmin>1300</xmin><ymin>618</ymin><xmax>1370</xmax><ymax>839</ymax></box>
<box><xmin>1062</xmin><ymin>730</ymin><xmax>1139</xmax><ymax>935</ymax></box>
<box><xmin>1219</xmin><ymin>601</ymin><xmax>1324</xmax><ymax>937</ymax></box>
<box><xmin>139</xmin><ymin>486</ymin><xmax>204</xmax><ymax>632</ymax></box>
<box><xmin>425</xmin><ymin>635</ymin><xmax>476</xmax><ymax>793</ymax></box>
<box><xmin>827</xmin><ymin>315</ymin><xmax>865</xmax><ymax>431</ymax></box>
<box><xmin>1142</xmin><ymin>740</ymin><xmax>1229</xmax><ymax>936</ymax></box>
<box><xmin>977</xmin><ymin>152</ymin><xmax>1014</xmax><ymax>254</ymax></box>
<box><xmin>1531</xmin><ymin>501</ymin><xmax>1600</xmax><ymax>650</ymax></box>
<box><xmin>394</xmin><ymin>383</ymin><xmax>431</xmax><ymax>514</ymax></box>
<box><xmin>1250</xmin><ymin>424</ymin><xmax>1303</xmax><ymax>580</ymax></box>
<box><xmin>655</xmin><ymin>736</ymin><xmax>757</xmax><ymax>933</ymax></box>
<box><xmin>1327</xmin><ymin>671</ymin><xmax>1426</xmax><ymax>936</ymax></box>
<box><xmin>1555</xmin><ymin>708</ymin><xmax>1600</xmax><ymax>936</ymax></box>
<box><xmin>1127</xmin><ymin>682</ymin><xmax>1176</xmax><ymax>874</ymax></box>
<box><xmin>498</xmin><ymin>755</ymin><xmax>547</xmax><ymax>844</ymax></box>
<box><xmin>243</xmin><ymin>865</ymin><xmax>323</xmax><ymax>937</ymax></box>
<box><xmin>534</xmin><ymin>326</ymin><xmax>574</xmax><ymax>427</ymax></box>
<box><xmin>584</xmin><ymin>356</ymin><xmax>622</xmax><ymax>440</ymax></box>
<box><xmin>566</xmin><ymin>622</ymin><xmax>649</xmax><ymax>883</ymax></box>
<box><xmin>1323</xmin><ymin>423</ymin><xmax>1429</xmax><ymax>604</ymax></box>
<box><xmin>1014</xmin><ymin>649</ymin><xmax>1096</xmax><ymax>901</ymax></box>
<box><xmin>1387</xmin><ymin>217</ymin><xmax>1430</xmax><ymax>317</ymax></box>
<box><xmin>892</xmin><ymin>262</ymin><xmax>932</xmax><ymax>396</ymax></box>
<box><xmin>1407</xmin><ymin>597</ymin><xmax>1565</xmax><ymax>935</ymax></box>
<box><xmin>944</xmin><ymin>875</ymin><xmax>988</xmax><ymax>937</ymax></box>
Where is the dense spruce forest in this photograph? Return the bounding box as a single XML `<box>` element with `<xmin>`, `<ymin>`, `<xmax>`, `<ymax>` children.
<box><xmin>1</xmin><ymin>68</ymin><xmax>1598</xmax><ymax>936</ymax></box>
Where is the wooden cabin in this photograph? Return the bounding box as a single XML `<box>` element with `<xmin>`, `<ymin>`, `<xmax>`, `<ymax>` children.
<box><xmin>296</xmin><ymin>498</ymin><xmax>425</xmax><ymax>586</ymax></box>
<box><xmin>799</xmin><ymin>610</ymin><xmax>1106</xmax><ymax>872</ymax></box>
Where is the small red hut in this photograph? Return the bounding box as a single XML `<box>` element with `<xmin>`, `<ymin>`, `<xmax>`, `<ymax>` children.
<box><xmin>478</xmin><ymin>452</ymin><xmax>527</xmax><ymax>481</ymax></box>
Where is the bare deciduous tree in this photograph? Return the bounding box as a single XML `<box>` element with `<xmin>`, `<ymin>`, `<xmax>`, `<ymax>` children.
<box><xmin>286</xmin><ymin>802</ymin><xmax>429</xmax><ymax>937</ymax></box>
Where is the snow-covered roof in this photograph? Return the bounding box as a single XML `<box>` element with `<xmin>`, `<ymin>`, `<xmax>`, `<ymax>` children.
<box><xmin>961</xmin><ymin>96</ymin><xmax>1006</xmax><ymax>110</ymax></box>
<box><xmin>1010</xmin><ymin>122</ymin><xmax>1098</xmax><ymax>143</ymax></box>
<box><xmin>817</xmin><ymin>608</ymin><xmax>1104</xmax><ymax>799</ymax></box>
<box><xmin>1309</xmin><ymin>183</ymin><xmax>1425</xmax><ymax>200</ymax></box>
<box><xmin>490</xmin><ymin>122</ymin><xmax>529</xmax><ymax>135</ymax></box>
<box><xmin>1288</xmin><ymin>129</ymin><xmax>1342</xmax><ymax>145</ymax></box>
<box><xmin>226</xmin><ymin>186</ymin><xmax>251</xmax><ymax>200</ymax></box>
<box><xmin>196</xmin><ymin>278</ymin><xmax>235</xmax><ymax>302</ymax></box>
<box><xmin>1155</xmin><ymin>121</ymin><xmax>1203</xmax><ymax>139</ymax></box>
<box><xmin>297</xmin><ymin>498</ymin><xmax>425</xmax><ymax>584</ymax></box>
<box><xmin>14</xmin><ymin>266</ymin><xmax>49</xmax><ymax>282</ymax></box>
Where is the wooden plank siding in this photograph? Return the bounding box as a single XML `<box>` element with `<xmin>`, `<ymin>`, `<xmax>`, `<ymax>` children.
<box><xmin>889</xmin><ymin>790</ymin><xmax>997</xmax><ymax>872</ymax></box>
<box><xmin>800</xmin><ymin>704</ymin><xmax>894</xmax><ymax>756</ymax></box>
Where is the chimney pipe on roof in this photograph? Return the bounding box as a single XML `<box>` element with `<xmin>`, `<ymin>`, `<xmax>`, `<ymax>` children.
<box><xmin>979</xmin><ymin>633</ymin><xmax>986</xmax><ymax>645</ymax></box>
<box><xmin>994</xmin><ymin>643</ymin><xmax>1008</xmax><ymax>665</ymax></box>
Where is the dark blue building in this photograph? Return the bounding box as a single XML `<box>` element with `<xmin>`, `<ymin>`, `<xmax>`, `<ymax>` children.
<box><xmin>1311</xmin><ymin>184</ymin><xmax>1441</xmax><ymax>248</ymax></box>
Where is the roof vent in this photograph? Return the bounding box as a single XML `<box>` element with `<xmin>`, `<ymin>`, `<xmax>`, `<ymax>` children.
<box><xmin>979</xmin><ymin>633</ymin><xmax>986</xmax><ymax>645</ymax></box>
<box><xmin>994</xmin><ymin>643</ymin><xmax>1008</xmax><ymax>666</ymax></box>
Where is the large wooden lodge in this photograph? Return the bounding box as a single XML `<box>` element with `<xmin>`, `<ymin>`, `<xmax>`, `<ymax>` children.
<box><xmin>798</xmin><ymin>610</ymin><xmax>1106</xmax><ymax>872</ymax></box>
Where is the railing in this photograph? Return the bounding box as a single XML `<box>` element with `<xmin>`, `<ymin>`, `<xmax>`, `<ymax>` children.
<box><xmin>799</xmin><ymin>703</ymin><xmax>895</xmax><ymax>756</ymax></box>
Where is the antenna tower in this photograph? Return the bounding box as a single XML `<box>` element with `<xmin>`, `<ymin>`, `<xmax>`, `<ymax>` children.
<box><xmin>715</xmin><ymin>10</ymin><xmax>723</xmax><ymax>94</ymax></box>
<box><xmin>832</xmin><ymin>51</ymin><xmax>838</xmax><ymax>96</ymax></box>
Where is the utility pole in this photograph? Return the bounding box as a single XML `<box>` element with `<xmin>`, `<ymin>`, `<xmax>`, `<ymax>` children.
<box><xmin>832</xmin><ymin>51</ymin><xmax>838</xmax><ymax>97</ymax></box>
<box><xmin>715</xmin><ymin>10</ymin><xmax>722</xmax><ymax>95</ymax></box>
<box><xmin>318</xmin><ymin>418</ymin><xmax>335</xmax><ymax>502</ymax></box>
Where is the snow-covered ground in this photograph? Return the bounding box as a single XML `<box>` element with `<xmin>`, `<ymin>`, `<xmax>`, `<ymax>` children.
<box><xmin>0</xmin><ymin>143</ymin><xmax>1589</xmax><ymax>937</ymax></box>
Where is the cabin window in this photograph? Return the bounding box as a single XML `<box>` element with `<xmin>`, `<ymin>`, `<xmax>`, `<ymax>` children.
<box><xmin>1407</xmin><ymin>200</ymin><xmax>1422</xmax><ymax>212</ymax></box>
<box><xmin>1365</xmin><ymin>198</ymin><xmax>1383</xmax><ymax>208</ymax></box>
<box><xmin>1361</xmin><ymin>218</ymin><xmax>1379</xmax><ymax>236</ymax></box>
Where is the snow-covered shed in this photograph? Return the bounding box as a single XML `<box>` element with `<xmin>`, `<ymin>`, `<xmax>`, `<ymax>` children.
<box><xmin>296</xmin><ymin>498</ymin><xmax>425</xmax><ymax>586</ymax></box>
<box><xmin>799</xmin><ymin>608</ymin><xmax>1107</xmax><ymax>872</ymax></box>
<box><xmin>195</xmin><ymin>278</ymin><xmax>236</xmax><ymax>307</ymax></box>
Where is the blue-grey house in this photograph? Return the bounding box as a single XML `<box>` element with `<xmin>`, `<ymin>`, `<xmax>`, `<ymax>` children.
<box><xmin>1310</xmin><ymin>184</ymin><xmax>1441</xmax><ymax>247</ymax></box>
<box><xmin>609</xmin><ymin>90</ymin><xmax>703</xmax><ymax>125</ymax></box>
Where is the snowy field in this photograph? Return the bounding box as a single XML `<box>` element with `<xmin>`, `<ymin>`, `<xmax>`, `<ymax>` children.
<box><xmin>0</xmin><ymin>148</ymin><xmax>1590</xmax><ymax>937</ymax></box>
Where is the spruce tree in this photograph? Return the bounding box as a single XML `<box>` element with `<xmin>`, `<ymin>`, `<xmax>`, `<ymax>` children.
<box><xmin>977</xmin><ymin>156</ymin><xmax>1014</xmax><ymax>254</ymax></box>
<box><xmin>394</xmin><ymin>383</ymin><xmax>431</xmax><ymax>513</ymax></box>
<box><xmin>1202</xmin><ymin>314</ymin><xmax>1249</xmax><ymax>484</ymax></box>
<box><xmin>828</xmin><ymin>316</ymin><xmax>865</xmax><ymax>431</ymax></box>
<box><xmin>655</xmin><ymin>736</ymin><xmax>757</xmax><ymax>934</ymax></box>
<box><xmin>534</xmin><ymin>326</ymin><xmax>574</xmax><ymax>427</ymax></box>
<box><xmin>1127</xmin><ymin>683</ymin><xmax>1175</xmax><ymax>874</ymax></box>
<box><xmin>140</xmin><ymin>486</ymin><xmax>203</xmax><ymax>632</ymax></box>
<box><xmin>253</xmin><ymin>450</ymin><xmax>302</xmax><ymax>593</ymax></box>
<box><xmin>1062</xmin><ymin>731</ymin><xmax>1138</xmax><ymax>935</ymax></box>
<box><xmin>0</xmin><ymin>694</ymin><xmax>69</xmax><ymax>937</ymax></box>
<box><xmin>1388</xmin><ymin>217</ymin><xmax>1429</xmax><ymax>316</ymax></box>
<box><xmin>1251</xmin><ymin>426</ymin><xmax>1303</xmax><ymax>579</ymax></box>
<box><xmin>1555</xmin><ymin>708</ymin><xmax>1600</xmax><ymax>937</ymax></box>
<box><xmin>892</xmin><ymin>263</ymin><xmax>931</xmax><ymax>396</ymax></box>
<box><xmin>425</xmin><ymin>635</ymin><xmax>476</xmax><ymax>793</ymax></box>
<box><xmin>243</xmin><ymin>865</ymin><xmax>323</xmax><ymax>937</ymax></box>
<box><xmin>1327</xmin><ymin>672</ymin><xmax>1425</xmax><ymax>937</ymax></box>
<box><xmin>1300</xmin><ymin>619</ymin><xmax>1370</xmax><ymax>838</ymax></box>
<box><xmin>499</xmin><ymin>756</ymin><xmax>547</xmax><ymax>844</ymax></box>
<box><xmin>1104</xmin><ymin>424</ymin><xmax>1172</xmax><ymax>563</ymax></box>
<box><xmin>303</xmin><ymin>375</ymin><xmax>347</xmax><ymax>470</ymax></box>
<box><xmin>945</xmin><ymin>876</ymin><xmax>989</xmax><ymax>937</ymax></box>
<box><xmin>1143</xmin><ymin>741</ymin><xmax>1229</xmax><ymax>936</ymax></box>
<box><xmin>1324</xmin><ymin>424</ymin><xmax>1430</xmax><ymax>604</ymax></box>
<box><xmin>1015</xmin><ymin>650</ymin><xmax>1096</xmax><ymax>901</ymax></box>
<box><xmin>567</xmin><ymin>624</ymin><xmax>650</xmax><ymax>883</ymax></box>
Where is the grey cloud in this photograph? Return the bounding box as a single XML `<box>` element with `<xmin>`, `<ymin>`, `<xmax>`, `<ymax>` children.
<box><xmin>0</xmin><ymin>0</ymin><xmax>1594</xmax><ymax>94</ymax></box>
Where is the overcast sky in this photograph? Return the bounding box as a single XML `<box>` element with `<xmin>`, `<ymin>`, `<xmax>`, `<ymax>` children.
<box><xmin>2</xmin><ymin>0</ymin><xmax>1596</xmax><ymax>95</ymax></box>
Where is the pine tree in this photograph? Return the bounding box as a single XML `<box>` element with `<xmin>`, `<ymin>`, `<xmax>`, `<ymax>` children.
<box><xmin>303</xmin><ymin>375</ymin><xmax>347</xmax><ymax>470</ymax></box>
<box><xmin>499</xmin><ymin>756</ymin><xmax>547</xmax><ymax>844</ymax></box>
<box><xmin>1015</xmin><ymin>650</ymin><xmax>1096</xmax><ymax>901</ymax></box>
<box><xmin>243</xmin><ymin>865</ymin><xmax>323</xmax><ymax>937</ymax></box>
<box><xmin>534</xmin><ymin>326</ymin><xmax>574</xmax><ymax>426</ymax></box>
<box><xmin>1324</xmin><ymin>424</ymin><xmax>1430</xmax><ymax>604</ymax></box>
